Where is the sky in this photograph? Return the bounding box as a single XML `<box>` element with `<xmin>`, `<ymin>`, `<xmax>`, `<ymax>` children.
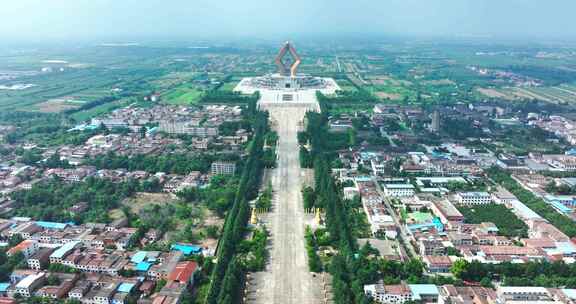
<box><xmin>1</xmin><ymin>0</ymin><xmax>575</xmax><ymax>42</ymax></box>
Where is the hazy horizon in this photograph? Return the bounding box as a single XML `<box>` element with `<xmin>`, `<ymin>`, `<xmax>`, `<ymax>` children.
<box><xmin>1</xmin><ymin>0</ymin><xmax>576</xmax><ymax>43</ymax></box>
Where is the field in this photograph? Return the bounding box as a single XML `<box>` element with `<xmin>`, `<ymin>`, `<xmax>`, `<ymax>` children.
<box><xmin>477</xmin><ymin>84</ymin><xmax>576</xmax><ymax>104</ymax></box>
<box><xmin>70</xmin><ymin>98</ymin><xmax>131</xmax><ymax>122</ymax></box>
<box><xmin>35</xmin><ymin>98</ymin><xmax>87</xmax><ymax>113</ymax></box>
<box><xmin>161</xmin><ymin>84</ymin><xmax>203</xmax><ymax>105</ymax></box>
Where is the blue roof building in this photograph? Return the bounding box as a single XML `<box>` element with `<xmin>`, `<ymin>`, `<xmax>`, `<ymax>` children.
<box><xmin>130</xmin><ymin>251</ymin><xmax>148</xmax><ymax>264</ymax></box>
<box><xmin>0</xmin><ymin>283</ymin><xmax>10</xmax><ymax>294</ymax></box>
<box><xmin>171</xmin><ymin>243</ymin><xmax>202</xmax><ymax>255</ymax></box>
<box><xmin>135</xmin><ymin>262</ymin><xmax>152</xmax><ymax>272</ymax></box>
<box><xmin>408</xmin><ymin>284</ymin><xmax>439</xmax><ymax>301</ymax></box>
<box><xmin>36</xmin><ymin>221</ymin><xmax>68</xmax><ymax>230</ymax></box>
<box><xmin>117</xmin><ymin>283</ymin><xmax>135</xmax><ymax>293</ymax></box>
<box><xmin>50</xmin><ymin>241</ymin><xmax>80</xmax><ymax>259</ymax></box>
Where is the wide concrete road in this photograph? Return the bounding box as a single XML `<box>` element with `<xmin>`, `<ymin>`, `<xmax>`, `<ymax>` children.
<box><xmin>248</xmin><ymin>106</ymin><xmax>323</xmax><ymax>304</ymax></box>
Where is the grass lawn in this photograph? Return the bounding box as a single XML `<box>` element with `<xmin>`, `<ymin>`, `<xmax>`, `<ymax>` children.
<box><xmin>218</xmin><ymin>81</ymin><xmax>239</xmax><ymax>92</ymax></box>
<box><xmin>162</xmin><ymin>84</ymin><xmax>203</xmax><ymax>105</ymax></box>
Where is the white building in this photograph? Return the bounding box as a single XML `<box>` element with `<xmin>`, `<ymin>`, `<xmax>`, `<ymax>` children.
<box><xmin>211</xmin><ymin>161</ymin><xmax>236</xmax><ymax>176</ymax></box>
<box><xmin>364</xmin><ymin>283</ymin><xmax>412</xmax><ymax>304</ymax></box>
<box><xmin>383</xmin><ymin>184</ymin><xmax>415</xmax><ymax>198</ymax></box>
<box><xmin>497</xmin><ymin>286</ymin><xmax>553</xmax><ymax>303</ymax></box>
<box><xmin>491</xmin><ymin>186</ymin><xmax>517</xmax><ymax>205</ymax></box>
<box><xmin>456</xmin><ymin>192</ymin><xmax>492</xmax><ymax>206</ymax></box>
<box><xmin>15</xmin><ymin>272</ymin><xmax>46</xmax><ymax>297</ymax></box>
<box><xmin>371</xmin><ymin>159</ymin><xmax>387</xmax><ymax>176</ymax></box>
<box><xmin>365</xmin><ymin>283</ymin><xmax>439</xmax><ymax>304</ymax></box>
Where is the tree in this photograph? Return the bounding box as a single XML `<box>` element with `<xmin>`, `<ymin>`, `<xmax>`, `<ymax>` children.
<box><xmin>450</xmin><ymin>259</ymin><xmax>470</xmax><ymax>279</ymax></box>
<box><xmin>46</xmin><ymin>274</ymin><xmax>61</xmax><ymax>286</ymax></box>
<box><xmin>480</xmin><ymin>277</ymin><xmax>493</xmax><ymax>288</ymax></box>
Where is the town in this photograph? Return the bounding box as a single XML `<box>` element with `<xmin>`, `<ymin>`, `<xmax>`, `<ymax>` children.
<box><xmin>2</xmin><ymin>12</ymin><xmax>576</xmax><ymax>304</ymax></box>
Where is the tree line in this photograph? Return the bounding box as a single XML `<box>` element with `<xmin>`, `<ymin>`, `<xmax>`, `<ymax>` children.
<box><xmin>204</xmin><ymin>108</ymin><xmax>269</xmax><ymax>304</ymax></box>
<box><xmin>306</xmin><ymin>111</ymin><xmax>373</xmax><ymax>303</ymax></box>
<box><xmin>451</xmin><ymin>259</ymin><xmax>576</xmax><ymax>288</ymax></box>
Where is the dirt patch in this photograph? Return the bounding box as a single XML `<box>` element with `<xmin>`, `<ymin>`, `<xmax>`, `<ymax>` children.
<box><xmin>203</xmin><ymin>209</ymin><xmax>224</xmax><ymax>227</ymax></box>
<box><xmin>477</xmin><ymin>88</ymin><xmax>512</xmax><ymax>99</ymax></box>
<box><xmin>422</xmin><ymin>79</ymin><xmax>455</xmax><ymax>86</ymax></box>
<box><xmin>511</xmin><ymin>88</ymin><xmax>553</xmax><ymax>102</ymax></box>
<box><xmin>36</xmin><ymin>99</ymin><xmax>81</xmax><ymax>113</ymax></box>
<box><xmin>376</xmin><ymin>92</ymin><xmax>402</xmax><ymax>100</ymax></box>
<box><xmin>301</xmin><ymin>168</ymin><xmax>315</xmax><ymax>188</ymax></box>
<box><xmin>122</xmin><ymin>192</ymin><xmax>176</xmax><ymax>213</ymax></box>
<box><xmin>369</xmin><ymin>75</ymin><xmax>392</xmax><ymax>85</ymax></box>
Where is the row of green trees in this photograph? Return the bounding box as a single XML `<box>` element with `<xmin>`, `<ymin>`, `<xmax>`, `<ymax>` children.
<box><xmin>488</xmin><ymin>167</ymin><xmax>576</xmax><ymax>237</ymax></box>
<box><xmin>316</xmin><ymin>90</ymin><xmax>378</xmax><ymax>105</ymax></box>
<box><xmin>201</xmin><ymin>91</ymin><xmax>260</xmax><ymax>104</ymax></box>
<box><xmin>305</xmin><ymin>226</ymin><xmax>323</xmax><ymax>273</ymax></box>
<box><xmin>306</xmin><ymin>111</ymin><xmax>373</xmax><ymax>304</ymax></box>
<box><xmin>451</xmin><ymin>259</ymin><xmax>576</xmax><ymax>287</ymax></box>
<box><xmin>238</xmin><ymin>227</ymin><xmax>268</xmax><ymax>272</ymax></box>
<box><xmin>204</xmin><ymin>108</ymin><xmax>269</xmax><ymax>304</ymax></box>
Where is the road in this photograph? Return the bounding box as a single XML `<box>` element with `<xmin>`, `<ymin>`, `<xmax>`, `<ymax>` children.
<box><xmin>373</xmin><ymin>179</ymin><xmax>418</xmax><ymax>258</ymax></box>
<box><xmin>246</xmin><ymin>106</ymin><xmax>324</xmax><ymax>304</ymax></box>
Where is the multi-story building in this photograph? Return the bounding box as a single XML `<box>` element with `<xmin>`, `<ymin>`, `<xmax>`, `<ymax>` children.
<box><xmin>50</xmin><ymin>241</ymin><xmax>81</xmax><ymax>264</ymax></box>
<box><xmin>364</xmin><ymin>283</ymin><xmax>439</xmax><ymax>304</ymax></box>
<box><xmin>419</xmin><ymin>239</ymin><xmax>446</xmax><ymax>256</ymax></box>
<box><xmin>14</xmin><ymin>273</ymin><xmax>46</xmax><ymax>298</ymax></box>
<box><xmin>7</xmin><ymin>240</ymin><xmax>39</xmax><ymax>258</ymax></box>
<box><xmin>497</xmin><ymin>286</ymin><xmax>553</xmax><ymax>302</ymax></box>
<box><xmin>423</xmin><ymin>255</ymin><xmax>453</xmax><ymax>274</ymax></box>
<box><xmin>430</xmin><ymin>199</ymin><xmax>464</xmax><ymax>224</ymax></box>
<box><xmin>455</xmin><ymin>192</ymin><xmax>492</xmax><ymax>206</ymax></box>
<box><xmin>383</xmin><ymin>184</ymin><xmax>415</xmax><ymax>198</ymax></box>
<box><xmin>210</xmin><ymin>161</ymin><xmax>236</xmax><ymax>176</ymax></box>
<box><xmin>27</xmin><ymin>248</ymin><xmax>54</xmax><ymax>270</ymax></box>
<box><xmin>364</xmin><ymin>283</ymin><xmax>412</xmax><ymax>304</ymax></box>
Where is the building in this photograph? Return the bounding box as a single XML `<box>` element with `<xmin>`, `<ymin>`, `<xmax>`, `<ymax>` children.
<box><xmin>7</xmin><ymin>240</ymin><xmax>39</xmax><ymax>258</ymax></box>
<box><xmin>383</xmin><ymin>184</ymin><xmax>415</xmax><ymax>198</ymax></box>
<box><xmin>15</xmin><ymin>272</ymin><xmax>46</xmax><ymax>298</ymax></box>
<box><xmin>455</xmin><ymin>192</ymin><xmax>492</xmax><ymax>206</ymax></box>
<box><xmin>27</xmin><ymin>248</ymin><xmax>54</xmax><ymax>270</ymax></box>
<box><xmin>419</xmin><ymin>239</ymin><xmax>447</xmax><ymax>256</ymax></box>
<box><xmin>497</xmin><ymin>286</ymin><xmax>553</xmax><ymax>302</ymax></box>
<box><xmin>430</xmin><ymin>110</ymin><xmax>440</xmax><ymax>133</ymax></box>
<box><xmin>50</xmin><ymin>241</ymin><xmax>81</xmax><ymax>264</ymax></box>
<box><xmin>491</xmin><ymin>186</ymin><xmax>517</xmax><ymax>205</ymax></box>
<box><xmin>430</xmin><ymin>199</ymin><xmax>464</xmax><ymax>224</ymax></box>
<box><xmin>423</xmin><ymin>255</ymin><xmax>454</xmax><ymax>274</ymax></box>
<box><xmin>167</xmin><ymin>261</ymin><xmax>198</xmax><ymax>287</ymax></box>
<box><xmin>415</xmin><ymin>177</ymin><xmax>467</xmax><ymax>188</ymax></box>
<box><xmin>210</xmin><ymin>161</ymin><xmax>236</xmax><ymax>176</ymax></box>
<box><xmin>364</xmin><ymin>283</ymin><xmax>439</xmax><ymax>304</ymax></box>
<box><xmin>438</xmin><ymin>285</ymin><xmax>498</xmax><ymax>304</ymax></box>
<box><xmin>364</xmin><ymin>283</ymin><xmax>412</xmax><ymax>304</ymax></box>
